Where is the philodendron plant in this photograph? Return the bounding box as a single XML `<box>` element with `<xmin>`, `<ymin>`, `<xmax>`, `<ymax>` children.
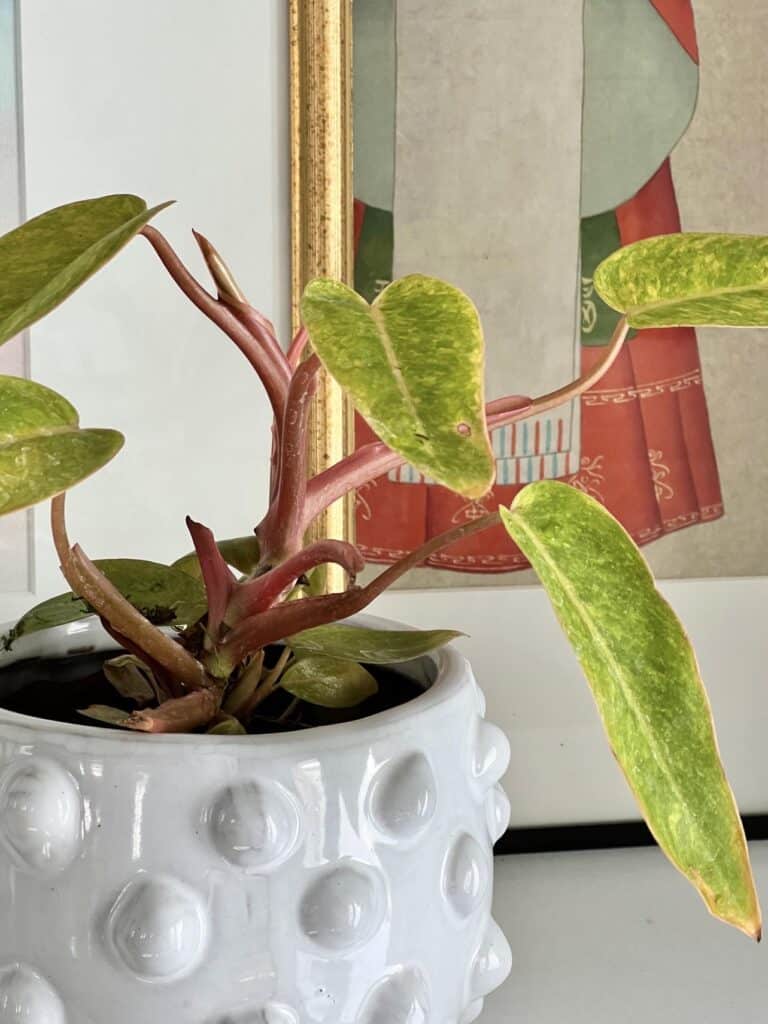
<box><xmin>0</xmin><ymin>196</ymin><xmax>763</xmax><ymax>940</ymax></box>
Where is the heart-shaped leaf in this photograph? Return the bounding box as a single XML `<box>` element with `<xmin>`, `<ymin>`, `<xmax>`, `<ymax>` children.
<box><xmin>172</xmin><ymin>535</ymin><xmax>261</xmax><ymax>579</ymax></box>
<box><xmin>594</xmin><ymin>232</ymin><xmax>768</xmax><ymax>328</ymax></box>
<box><xmin>301</xmin><ymin>276</ymin><xmax>495</xmax><ymax>499</ymax></box>
<box><xmin>279</xmin><ymin>655</ymin><xmax>378</xmax><ymax>708</ymax></box>
<box><xmin>0</xmin><ymin>375</ymin><xmax>123</xmax><ymax>516</ymax></box>
<box><xmin>0</xmin><ymin>194</ymin><xmax>172</xmax><ymax>345</ymax></box>
<box><xmin>501</xmin><ymin>482</ymin><xmax>761</xmax><ymax>939</ymax></box>
<box><xmin>6</xmin><ymin>558</ymin><xmax>207</xmax><ymax>645</ymax></box>
<box><xmin>286</xmin><ymin>624</ymin><xmax>462</xmax><ymax>664</ymax></box>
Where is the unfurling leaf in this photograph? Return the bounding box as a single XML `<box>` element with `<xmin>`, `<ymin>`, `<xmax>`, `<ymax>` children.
<box><xmin>7</xmin><ymin>558</ymin><xmax>207</xmax><ymax>644</ymax></box>
<box><xmin>286</xmin><ymin>624</ymin><xmax>462</xmax><ymax>664</ymax></box>
<box><xmin>280</xmin><ymin>655</ymin><xmax>378</xmax><ymax>708</ymax></box>
<box><xmin>78</xmin><ymin>705</ymin><xmax>132</xmax><ymax>729</ymax></box>
<box><xmin>501</xmin><ymin>481</ymin><xmax>761</xmax><ymax>940</ymax></box>
<box><xmin>0</xmin><ymin>375</ymin><xmax>123</xmax><ymax>516</ymax></box>
<box><xmin>172</xmin><ymin>535</ymin><xmax>261</xmax><ymax>579</ymax></box>
<box><xmin>207</xmin><ymin>716</ymin><xmax>247</xmax><ymax>736</ymax></box>
<box><xmin>594</xmin><ymin>232</ymin><xmax>768</xmax><ymax>328</ymax></box>
<box><xmin>0</xmin><ymin>194</ymin><xmax>172</xmax><ymax>346</ymax></box>
<box><xmin>301</xmin><ymin>276</ymin><xmax>494</xmax><ymax>498</ymax></box>
<box><xmin>103</xmin><ymin>654</ymin><xmax>162</xmax><ymax>706</ymax></box>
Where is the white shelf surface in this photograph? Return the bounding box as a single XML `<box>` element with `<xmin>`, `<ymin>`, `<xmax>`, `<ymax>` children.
<box><xmin>484</xmin><ymin>841</ymin><xmax>768</xmax><ymax>1023</ymax></box>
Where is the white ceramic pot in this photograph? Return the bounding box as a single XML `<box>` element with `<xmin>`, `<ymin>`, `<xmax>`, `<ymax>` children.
<box><xmin>0</xmin><ymin>616</ymin><xmax>512</xmax><ymax>1023</ymax></box>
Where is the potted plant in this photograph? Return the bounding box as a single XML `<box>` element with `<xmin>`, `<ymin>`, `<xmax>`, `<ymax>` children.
<box><xmin>0</xmin><ymin>196</ymin><xmax>761</xmax><ymax>1023</ymax></box>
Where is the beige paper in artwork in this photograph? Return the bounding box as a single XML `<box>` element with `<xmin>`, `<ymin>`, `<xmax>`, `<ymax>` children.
<box><xmin>382</xmin><ymin>0</ymin><xmax>768</xmax><ymax>588</ymax></box>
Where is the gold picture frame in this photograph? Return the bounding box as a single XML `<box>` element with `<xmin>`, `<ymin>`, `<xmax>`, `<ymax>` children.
<box><xmin>289</xmin><ymin>0</ymin><xmax>355</xmax><ymax>584</ymax></box>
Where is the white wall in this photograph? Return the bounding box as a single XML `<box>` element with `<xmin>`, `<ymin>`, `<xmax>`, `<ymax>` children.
<box><xmin>9</xmin><ymin>0</ymin><xmax>290</xmax><ymax>616</ymax></box>
<box><xmin>8</xmin><ymin>1</ymin><xmax>767</xmax><ymax>830</ymax></box>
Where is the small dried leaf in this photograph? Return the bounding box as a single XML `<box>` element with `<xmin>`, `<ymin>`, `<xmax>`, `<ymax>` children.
<box><xmin>78</xmin><ymin>705</ymin><xmax>132</xmax><ymax>728</ymax></box>
<box><xmin>207</xmin><ymin>716</ymin><xmax>247</xmax><ymax>736</ymax></box>
<box><xmin>102</xmin><ymin>654</ymin><xmax>161</xmax><ymax>706</ymax></box>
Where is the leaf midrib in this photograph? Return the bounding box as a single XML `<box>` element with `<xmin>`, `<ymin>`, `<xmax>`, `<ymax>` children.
<box><xmin>369</xmin><ymin>304</ymin><xmax>435</xmax><ymax>459</ymax></box>
<box><xmin>627</xmin><ymin>279</ymin><xmax>768</xmax><ymax>317</ymax></box>
<box><xmin>0</xmin><ymin>424</ymin><xmax>79</xmax><ymax>449</ymax></box>
<box><xmin>511</xmin><ymin>509</ymin><xmax>695</xmax><ymax>840</ymax></box>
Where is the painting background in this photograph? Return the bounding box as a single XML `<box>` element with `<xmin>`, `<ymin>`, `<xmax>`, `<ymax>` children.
<box><xmin>0</xmin><ymin>0</ymin><xmax>30</xmax><ymax>593</ymax></box>
<box><xmin>354</xmin><ymin>0</ymin><xmax>768</xmax><ymax>586</ymax></box>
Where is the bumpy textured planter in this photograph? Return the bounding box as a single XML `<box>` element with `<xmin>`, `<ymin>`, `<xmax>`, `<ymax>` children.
<box><xmin>0</xmin><ymin>616</ymin><xmax>512</xmax><ymax>1023</ymax></box>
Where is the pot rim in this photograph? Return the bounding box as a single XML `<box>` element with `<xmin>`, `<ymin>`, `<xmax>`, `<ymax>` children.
<box><xmin>0</xmin><ymin>613</ymin><xmax>471</xmax><ymax>753</ymax></box>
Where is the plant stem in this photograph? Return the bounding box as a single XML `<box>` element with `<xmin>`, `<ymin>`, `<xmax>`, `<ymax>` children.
<box><xmin>487</xmin><ymin>317</ymin><xmax>630</xmax><ymax>428</ymax></box>
<box><xmin>124</xmin><ymin>688</ymin><xmax>220</xmax><ymax>733</ymax></box>
<box><xmin>227</xmin><ymin>539</ymin><xmax>364</xmax><ymax>621</ymax></box>
<box><xmin>244</xmin><ymin>646</ymin><xmax>292</xmax><ymax>717</ymax></box>
<box><xmin>257</xmin><ymin>354</ymin><xmax>322</xmax><ymax>563</ymax></box>
<box><xmin>50</xmin><ymin>495</ymin><xmax>208</xmax><ymax>692</ymax></box>
<box><xmin>141</xmin><ymin>226</ymin><xmax>290</xmax><ymax>431</ymax></box>
<box><xmin>300</xmin><ymin>319</ymin><xmax>630</xmax><ymax>531</ymax></box>
<box><xmin>221</xmin><ymin>512</ymin><xmax>500</xmax><ymax>664</ymax></box>
<box><xmin>185</xmin><ymin>516</ymin><xmax>236</xmax><ymax>638</ymax></box>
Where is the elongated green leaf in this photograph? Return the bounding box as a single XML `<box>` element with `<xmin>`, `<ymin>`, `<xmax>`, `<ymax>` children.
<box><xmin>500</xmin><ymin>481</ymin><xmax>761</xmax><ymax>939</ymax></box>
<box><xmin>280</xmin><ymin>655</ymin><xmax>378</xmax><ymax>708</ymax></box>
<box><xmin>0</xmin><ymin>375</ymin><xmax>123</xmax><ymax>515</ymax></box>
<box><xmin>594</xmin><ymin>232</ymin><xmax>768</xmax><ymax>328</ymax></box>
<box><xmin>301</xmin><ymin>276</ymin><xmax>494</xmax><ymax>498</ymax></box>
<box><xmin>6</xmin><ymin>559</ymin><xmax>207</xmax><ymax>645</ymax></box>
<box><xmin>0</xmin><ymin>194</ymin><xmax>172</xmax><ymax>345</ymax></box>
<box><xmin>172</xmin><ymin>535</ymin><xmax>261</xmax><ymax>579</ymax></box>
<box><xmin>286</xmin><ymin>624</ymin><xmax>462</xmax><ymax>664</ymax></box>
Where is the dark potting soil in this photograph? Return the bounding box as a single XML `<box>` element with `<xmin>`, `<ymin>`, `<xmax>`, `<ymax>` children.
<box><xmin>0</xmin><ymin>645</ymin><xmax>428</xmax><ymax>734</ymax></box>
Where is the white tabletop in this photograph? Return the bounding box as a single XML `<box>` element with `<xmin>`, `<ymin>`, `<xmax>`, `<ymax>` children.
<box><xmin>484</xmin><ymin>841</ymin><xmax>768</xmax><ymax>1023</ymax></box>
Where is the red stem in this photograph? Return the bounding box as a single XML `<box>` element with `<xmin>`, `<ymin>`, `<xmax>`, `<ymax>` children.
<box><xmin>141</xmin><ymin>226</ymin><xmax>290</xmax><ymax>430</ymax></box>
<box><xmin>229</xmin><ymin>539</ymin><xmax>364</xmax><ymax>619</ymax></box>
<box><xmin>222</xmin><ymin>512</ymin><xmax>499</xmax><ymax>665</ymax></box>
<box><xmin>50</xmin><ymin>496</ymin><xmax>207</xmax><ymax>691</ymax></box>
<box><xmin>300</xmin><ymin>318</ymin><xmax>630</xmax><ymax>530</ymax></box>
<box><xmin>287</xmin><ymin>326</ymin><xmax>310</xmax><ymax>369</ymax></box>
<box><xmin>185</xmin><ymin>516</ymin><xmax>236</xmax><ymax>637</ymax></box>
<box><xmin>258</xmin><ymin>354</ymin><xmax>322</xmax><ymax>563</ymax></box>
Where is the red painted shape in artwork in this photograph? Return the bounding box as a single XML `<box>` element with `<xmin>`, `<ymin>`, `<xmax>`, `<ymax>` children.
<box><xmin>650</xmin><ymin>0</ymin><xmax>699</xmax><ymax>63</ymax></box>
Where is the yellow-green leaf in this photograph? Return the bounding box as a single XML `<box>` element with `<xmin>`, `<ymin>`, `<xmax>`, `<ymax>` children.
<box><xmin>6</xmin><ymin>559</ymin><xmax>207</xmax><ymax>644</ymax></box>
<box><xmin>300</xmin><ymin>276</ymin><xmax>494</xmax><ymax>498</ymax></box>
<box><xmin>500</xmin><ymin>481</ymin><xmax>761</xmax><ymax>939</ymax></box>
<box><xmin>0</xmin><ymin>375</ymin><xmax>123</xmax><ymax>515</ymax></box>
<box><xmin>286</xmin><ymin>624</ymin><xmax>462</xmax><ymax>664</ymax></box>
<box><xmin>280</xmin><ymin>655</ymin><xmax>378</xmax><ymax>708</ymax></box>
<box><xmin>0</xmin><ymin>194</ymin><xmax>172</xmax><ymax>345</ymax></box>
<box><xmin>594</xmin><ymin>232</ymin><xmax>768</xmax><ymax>328</ymax></box>
<box><xmin>172</xmin><ymin>535</ymin><xmax>261</xmax><ymax>580</ymax></box>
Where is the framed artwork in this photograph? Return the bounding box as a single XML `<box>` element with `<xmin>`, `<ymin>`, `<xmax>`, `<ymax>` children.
<box><xmin>352</xmin><ymin>0</ymin><xmax>768</xmax><ymax>588</ymax></box>
<box><xmin>291</xmin><ymin>0</ymin><xmax>768</xmax><ymax>828</ymax></box>
<box><xmin>0</xmin><ymin>0</ymin><xmax>30</xmax><ymax>594</ymax></box>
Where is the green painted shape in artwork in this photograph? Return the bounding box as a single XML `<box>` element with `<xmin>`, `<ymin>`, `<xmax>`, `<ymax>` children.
<box><xmin>286</xmin><ymin>624</ymin><xmax>462</xmax><ymax>664</ymax></box>
<box><xmin>580</xmin><ymin>212</ymin><xmax>626</xmax><ymax>347</ymax></box>
<box><xmin>501</xmin><ymin>481</ymin><xmax>761</xmax><ymax>939</ymax></box>
<box><xmin>354</xmin><ymin>205</ymin><xmax>394</xmax><ymax>303</ymax></box>
<box><xmin>594</xmin><ymin>233</ymin><xmax>768</xmax><ymax>328</ymax></box>
<box><xmin>280</xmin><ymin>654</ymin><xmax>378</xmax><ymax>708</ymax></box>
<box><xmin>301</xmin><ymin>276</ymin><xmax>495</xmax><ymax>499</ymax></box>
<box><xmin>0</xmin><ymin>194</ymin><xmax>172</xmax><ymax>345</ymax></box>
<box><xmin>8</xmin><ymin>559</ymin><xmax>207</xmax><ymax>643</ymax></box>
<box><xmin>0</xmin><ymin>375</ymin><xmax>123</xmax><ymax>516</ymax></box>
<box><xmin>171</xmin><ymin>535</ymin><xmax>261</xmax><ymax>580</ymax></box>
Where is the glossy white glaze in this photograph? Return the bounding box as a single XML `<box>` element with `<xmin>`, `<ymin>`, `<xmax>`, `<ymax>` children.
<box><xmin>0</xmin><ymin>616</ymin><xmax>512</xmax><ymax>1022</ymax></box>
